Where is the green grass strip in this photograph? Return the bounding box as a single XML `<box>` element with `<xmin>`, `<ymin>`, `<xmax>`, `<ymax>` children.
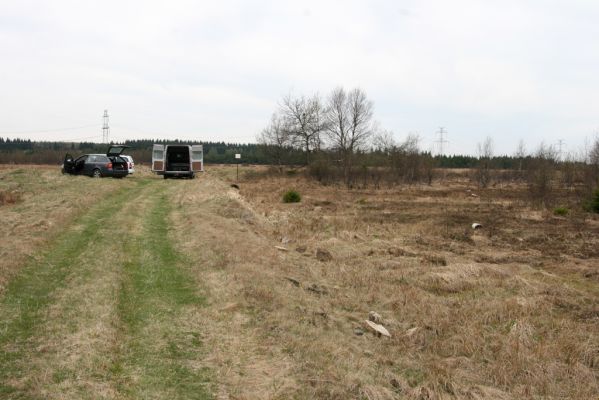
<box><xmin>114</xmin><ymin>191</ymin><xmax>212</xmax><ymax>399</ymax></box>
<box><xmin>0</xmin><ymin>185</ymin><xmax>136</xmax><ymax>398</ymax></box>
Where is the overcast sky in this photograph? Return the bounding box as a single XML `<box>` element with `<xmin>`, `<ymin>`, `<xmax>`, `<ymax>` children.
<box><xmin>1</xmin><ymin>0</ymin><xmax>598</xmax><ymax>155</ymax></box>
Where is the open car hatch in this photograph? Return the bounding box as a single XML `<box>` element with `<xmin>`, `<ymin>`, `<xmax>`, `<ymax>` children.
<box><xmin>106</xmin><ymin>145</ymin><xmax>129</xmax><ymax>157</ymax></box>
<box><xmin>63</xmin><ymin>153</ymin><xmax>75</xmax><ymax>173</ymax></box>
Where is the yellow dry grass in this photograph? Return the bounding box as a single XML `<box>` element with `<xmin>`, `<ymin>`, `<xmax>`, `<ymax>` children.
<box><xmin>172</xmin><ymin>165</ymin><xmax>599</xmax><ymax>399</ymax></box>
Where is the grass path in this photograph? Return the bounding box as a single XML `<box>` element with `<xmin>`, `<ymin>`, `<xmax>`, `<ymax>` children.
<box><xmin>0</xmin><ymin>178</ymin><xmax>212</xmax><ymax>399</ymax></box>
<box><xmin>113</xmin><ymin>190</ymin><xmax>211</xmax><ymax>399</ymax></box>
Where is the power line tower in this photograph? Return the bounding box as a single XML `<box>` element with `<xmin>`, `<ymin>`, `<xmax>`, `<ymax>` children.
<box><xmin>435</xmin><ymin>127</ymin><xmax>449</xmax><ymax>156</ymax></box>
<box><xmin>102</xmin><ymin>110</ymin><xmax>110</xmax><ymax>143</ymax></box>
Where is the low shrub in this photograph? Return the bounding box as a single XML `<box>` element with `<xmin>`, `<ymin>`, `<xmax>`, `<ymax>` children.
<box><xmin>283</xmin><ymin>190</ymin><xmax>301</xmax><ymax>203</ymax></box>
<box><xmin>308</xmin><ymin>160</ymin><xmax>331</xmax><ymax>182</ymax></box>
<box><xmin>0</xmin><ymin>190</ymin><xmax>22</xmax><ymax>206</ymax></box>
<box><xmin>553</xmin><ymin>206</ymin><xmax>569</xmax><ymax>216</ymax></box>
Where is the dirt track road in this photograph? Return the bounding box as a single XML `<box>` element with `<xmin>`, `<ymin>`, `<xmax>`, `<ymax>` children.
<box><xmin>0</xmin><ymin>168</ymin><xmax>303</xmax><ymax>399</ymax></box>
<box><xmin>0</xmin><ymin>173</ymin><xmax>224</xmax><ymax>399</ymax></box>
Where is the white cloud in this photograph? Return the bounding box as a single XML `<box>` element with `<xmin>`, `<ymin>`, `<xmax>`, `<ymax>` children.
<box><xmin>0</xmin><ymin>0</ymin><xmax>598</xmax><ymax>154</ymax></box>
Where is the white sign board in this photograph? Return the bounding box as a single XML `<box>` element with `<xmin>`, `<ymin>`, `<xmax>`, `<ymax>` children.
<box><xmin>235</xmin><ymin>154</ymin><xmax>241</xmax><ymax>159</ymax></box>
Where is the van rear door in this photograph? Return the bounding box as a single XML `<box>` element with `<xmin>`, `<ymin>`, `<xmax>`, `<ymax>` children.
<box><xmin>191</xmin><ymin>145</ymin><xmax>203</xmax><ymax>172</ymax></box>
<box><xmin>152</xmin><ymin>144</ymin><xmax>165</xmax><ymax>172</ymax></box>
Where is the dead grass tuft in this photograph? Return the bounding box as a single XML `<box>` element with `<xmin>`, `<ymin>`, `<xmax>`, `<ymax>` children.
<box><xmin>0</xmin><ymin>189</ymin><xmax>22</xmax><ymax>205</ymax></box>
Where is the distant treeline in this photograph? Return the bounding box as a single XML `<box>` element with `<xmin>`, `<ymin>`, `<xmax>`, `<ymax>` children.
<box><xmin>0</xmin><ymin>137</ymin><xmax>532</xmax><ymax>169</ymax></box>
<box><xmin>0</xmin><ymin>138</ymin><xmax>307</xmax><ymax>165</ymax></box>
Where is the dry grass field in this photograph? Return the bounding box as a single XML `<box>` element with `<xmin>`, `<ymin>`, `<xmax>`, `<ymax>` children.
<box><xmin>1</xmin><ymin>164</ymin><xmax>598</xmax><ymax>399</ymax></box>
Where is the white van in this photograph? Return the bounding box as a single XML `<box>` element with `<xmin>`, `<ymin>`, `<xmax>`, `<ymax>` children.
<box><xmin>151</xmin><ymin>144</ymin><xmax>203</xmax><ymax>179</ymax></box>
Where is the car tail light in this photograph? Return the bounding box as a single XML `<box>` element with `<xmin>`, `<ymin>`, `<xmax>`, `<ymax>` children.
<box><xmin>106</xmin><ymin>162</ymin><xmax>113</xmax><ymax>169</ymax></box>
<box><xmin>129</xmin><ymin>162</ymin><xmax>132</xmax><ymax>168</ymax></box>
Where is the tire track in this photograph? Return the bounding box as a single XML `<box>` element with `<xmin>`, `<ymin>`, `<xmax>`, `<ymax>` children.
<box><xmin>0</xmin><ymin>178</ymin><xmax>213</xmax><ymax>400</ymax></box>
<box><xmin>0</xmin><ymin>180</ymin><xmax>150</xmax><ymax>398</ymax></box>
<box><xmin>112</xmin><ymin>188</ymin><xmax>211</xmax><ymax>399</ymax></box>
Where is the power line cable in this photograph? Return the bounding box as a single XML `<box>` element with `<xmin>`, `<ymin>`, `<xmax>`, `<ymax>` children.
<box><xmin>0</xmin><ymin>123</ymin><xmax>100</xmax><ymax>135</ymax></box>
<box><xmin>3</xmin><ymin>134</ymin><xmax>102</xmax><ymax>143</ymax></box>
<box><xmin>110</xmin><ymin>125</ymin><xmax>257</xmax><ymax>142</ymax></box>
<box><xmin>110</xmin><ymin>124</ymin><xmax>165</xmax><ymax>137</ymax></box>
<box><xmin>62</xmin><ymin>135</ymin><xmax>103</xmax><ymax>142</ymax></box>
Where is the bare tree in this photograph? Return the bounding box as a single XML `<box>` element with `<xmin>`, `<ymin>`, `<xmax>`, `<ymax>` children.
<box><xmin>400</xmin><ymin>133</ymin><xmax>420</xmax><ymax>154</ymax></box>
<box><xmin>398</xmin><ymin>133</ymin><xmax>423</xmax><ymax>184</ymax></box>
<box><xmin>372</xmin><ymin>131</ymin><xmax>431</xmax><ymax>186</ymax></box>
<box><xmin>279</xmin><ymin>93</ymin><xmax>324</xmax><ymax>164</ymax></box>
<box><xmin>528</xmin><ymin>142</ymin><xmax>557</xmax><ymax>205</ymax></box>
<box><xmin>515</xmin><ymin>139</ymin><xmax>526</xmax><ymax>175</ymax></box>
<box><xmin>324</xmin><ymin>87</ymin><xmax>375</xmax><ymax>186</ymax></box>
<box><xmin>560</xmin><ymin>152</ymin><xmax>577</xmax><ymax>189</ymax></box>
<box><xmin>373</xmin><ymin>129</ymin><xmax>396</xmax><ymax>154</ymax></box>
<box><xmin>475</xmin><ymin>136</ymin><xmax>494</xmax><ymax>188</ymax></box>
<box><xmin>257</xmin><ymin>113</ymin><xmax>292</xmax><ymax>171</ymax></box>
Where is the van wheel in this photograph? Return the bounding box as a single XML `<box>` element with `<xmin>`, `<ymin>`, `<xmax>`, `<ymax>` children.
<box><xmin>163</xmin><ymin>175</ymin><xmax>169</xmax><ymax>179</ymax></box>
<box><xmin>92</xmin><ymin>169</ymin><xmax>102</xmax><ymax>178</ymax></box>
<box><xmin>190</xmin><ymin>173</ymin><xmax>195</xmax><ymax>179</ymax></box>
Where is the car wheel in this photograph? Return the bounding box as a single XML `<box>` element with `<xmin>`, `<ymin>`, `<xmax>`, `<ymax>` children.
<box><xmin>92</xmin><ymin>168</ymin><xmax>102</xmax><ymax>178</ymax></box>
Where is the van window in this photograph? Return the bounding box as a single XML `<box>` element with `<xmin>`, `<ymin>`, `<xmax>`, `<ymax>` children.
<box><xmin>191</xmin><ymin>150</ymin><xmax>202</xmax><ymax>161</ymax></box>
<box><xmin>153</xmin><ymin>149</ymin><xmax>164</xmax><ymax>159</ymax></box>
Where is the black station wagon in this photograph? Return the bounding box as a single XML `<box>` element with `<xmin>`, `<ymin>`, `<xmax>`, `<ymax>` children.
<box><xmin>62</xmin><ymin>145</ymin><xmax>129</xmax><ymax>178</ymax></box>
